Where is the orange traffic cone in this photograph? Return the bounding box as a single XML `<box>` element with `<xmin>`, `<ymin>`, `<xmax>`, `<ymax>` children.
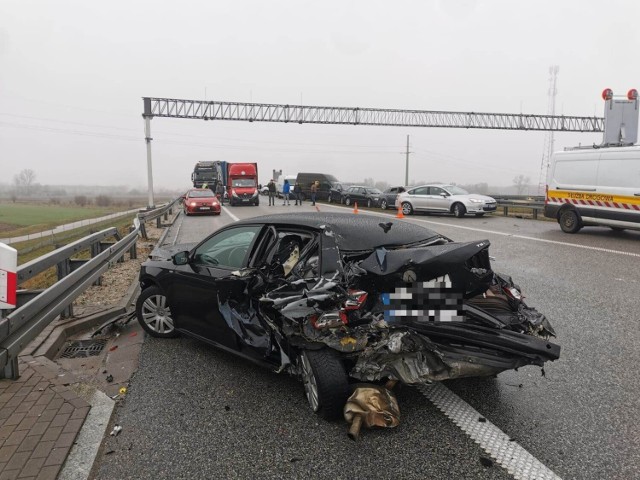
<box><xmin>353</xmin><ymin>202</ymin><xmax>359</xmax><ymax>214</ymax></box>
<box><xmin>396</xmin><ymin>206</ymin><xmax>404</xmax><ymax>219</ymax></box>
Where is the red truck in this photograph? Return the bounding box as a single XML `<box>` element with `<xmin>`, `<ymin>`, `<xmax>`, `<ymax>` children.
<box><xmin>227</xmin><ymin>162</ymin><xmax>259</xmax><ymax>206</ymax></box>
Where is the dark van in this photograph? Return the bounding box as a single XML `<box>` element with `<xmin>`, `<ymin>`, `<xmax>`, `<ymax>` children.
<box><xmin>295</xmin><ymin>173</ymin><xmax>340</xmax><ymax>201</ymax></box>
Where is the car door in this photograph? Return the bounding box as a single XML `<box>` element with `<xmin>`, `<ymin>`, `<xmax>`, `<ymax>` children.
<box><xmin>408</xmin><ymin>187</ymin><xmax>430</xmax><ymax>211</ymax></box>
<box><xmin>166</xmin><ymin>225</ymin><xmax>263</xmax><ymax>350</ymax></box>
<box><xmin>427</xmin><ymin>186</ymin><xmax>451</xmax><ymax>212</ymax></box>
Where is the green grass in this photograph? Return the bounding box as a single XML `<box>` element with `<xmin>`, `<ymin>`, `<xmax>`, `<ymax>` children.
<box><xmin>0</xmin><ymin>203</ymin><xmax>130</xmax><ymax>237</ymax></box>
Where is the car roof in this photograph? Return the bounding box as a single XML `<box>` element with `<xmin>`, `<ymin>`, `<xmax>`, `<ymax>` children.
<box><xmin>235</xmin><ymin>212</ymin><xmax>441</xmax><ymax>250</ymax></box>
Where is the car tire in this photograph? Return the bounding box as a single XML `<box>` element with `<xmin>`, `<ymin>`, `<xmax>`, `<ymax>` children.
<box><xmin>380</xmin><ymin>199</ymin><xmax>388</xmax><ymax>210</ymax></box>
<box><xmin>559</xmin><ymin>209</ymin><xmax>582</xmax><ymax>233</ymax></box>
<box><xmin>254</xmin><ymin>199</ymin><xmax>259</xmax><ymax>206</ymax></box>
<box><xmin>345</xmin><ymin>197</ymin><xmax>351</xmax><ymax>206</ymax></box>
<box><xmin>136</xmin><ymin>286</ymin><xmax>178</xmax><ymax>338</ymax></box>
<box><xmin>453</xmin><ymin>203</ymin><xmax>466</xmax><ymax>218</ymax></box>
<box><xmin>401</xmin><ymin>202</ymin><xmax>413</xmax><ymax>215</ymax></box>
<box><xmin>300</xmin><ymin>349</ymin><xmax>349</xmax><ymax>421</ymax></box>
<box><xmin>328</xmin><ymin>195</ymin><xmax>332</xmax><ymax>203</ymax></box>
<box><xmin>367</xmin><ymin>199</ymin><xmax>372</xmax><ymax>208</ymax></box>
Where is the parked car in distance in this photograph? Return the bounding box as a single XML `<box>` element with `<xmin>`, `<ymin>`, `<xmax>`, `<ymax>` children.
<box><xmin>183</xmin><ymin>188</ymin><xmax>221</xmax><ymax>216</ymax></box>
<box><xmin>396</xmin><ymin>184</ymin><xmax>497</xmax><ymax>217</ymax></box>
<box><xmin>295</xmin><ymin>173</ymin><xmax>339</xmax><ymax>201</ymax></box>
<box><xmin>327</xmin><ymin>182</ymin><xmax>346</xmax><ymax>203</ymax></box>
<box><xmin>379</xmin><ymin>186</ymin><xmax>407</xmax><ymax>210</ymax></box>
<box><xmin>342</xmin><ymin>186</ymin><xmax>383</xmax><ymax>208</ymax></box>
<box><xmin>136</xmin><ymin>212</ymin><xmax>559</xmax><ymax>420</ymax></box>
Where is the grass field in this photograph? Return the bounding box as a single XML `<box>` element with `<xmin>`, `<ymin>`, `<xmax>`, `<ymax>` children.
<box><xmin>0</xmin><ymin>203</ymin><xmax>134</xmax><ymax>237</ymax></box>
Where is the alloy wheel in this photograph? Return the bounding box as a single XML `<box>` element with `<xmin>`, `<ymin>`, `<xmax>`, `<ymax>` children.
<box><xmin>140</xmin><ymin>294</ymin><xmax>175</xmax><ymax>334</ymax></box>
<box><xmin>300</xmin><ymin>353</ymin><xmax>319</xmax><ymax>412</ymax></box>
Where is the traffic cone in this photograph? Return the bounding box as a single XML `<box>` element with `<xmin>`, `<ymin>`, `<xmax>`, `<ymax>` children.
<box><xmin>396</xmin><ymin>206</ymin><xmax>404</xmax><ymax>219</ymax></box>
<box><xmin>353</xmin><ymin>202</ymin><xmax>359</xmax><ymax>214</ymax></box>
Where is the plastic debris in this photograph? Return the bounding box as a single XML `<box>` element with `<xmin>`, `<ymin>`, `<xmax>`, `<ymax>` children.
<box><xmin>106</xmin><ymin>374</ymin><xmax>114</xmax><ymax>383</ymax></box>
<box><xmin>109</xmin><ymin>345</ymin><xmax>118</xmax><ymax>351</ymax></box>
<box><xmin>110</xmin><ymin>425</ymin><xmax>122</xmax><ymax>436</ymax></box>
<box><xmin>119</xmin><ymin>387</ymin><xmax>127</xmax><ymax>395</ymax></box>
<box><xmin>344</xmin><ymin>383</ymin><xmax>400</xmax><ymax>441</ymax></box>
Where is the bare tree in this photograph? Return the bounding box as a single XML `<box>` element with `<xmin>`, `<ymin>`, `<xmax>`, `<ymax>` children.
<box><xmin>513</xmin><ymin>175</ymin><xmax>530</xmax><ymax>195</ymax></box>
<box><xmin>13</xmin><ymin>169</ymin><xmax>37</xmax><ymax>196</ymax></box>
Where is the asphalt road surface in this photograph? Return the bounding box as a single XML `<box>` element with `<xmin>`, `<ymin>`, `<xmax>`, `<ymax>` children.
<box><xmin>95</xmin><ymin>201</ymin><xmax>640</xmax><ymax>479</ymax></box>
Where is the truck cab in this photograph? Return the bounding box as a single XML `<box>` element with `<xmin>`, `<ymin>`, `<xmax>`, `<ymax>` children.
<box><xmin>228</xmin><ymin>163</ymin><xmax>259</xmax><ymax>206</ymax></box>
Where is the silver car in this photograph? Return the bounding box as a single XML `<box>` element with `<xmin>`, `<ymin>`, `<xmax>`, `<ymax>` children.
<box><xmin>396</xmin><ymin>184</ymin><xmax>497</xmax><ymax>217</ymax></box>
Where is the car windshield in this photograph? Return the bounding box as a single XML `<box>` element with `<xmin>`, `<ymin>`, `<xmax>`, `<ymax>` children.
<box><xmin>444</xmin><ymin>185</ymin><xmax>469</xmax><ymax>195</ymax></box>
<box><xmin>189</xmin><ymin>190</ymin><xmax>215</xmax><ymax>198</ymax></box>
<box><xmin>232</xmin><ymin>179</ymin><xmax>255</xmax><ymax>187</ymax></box>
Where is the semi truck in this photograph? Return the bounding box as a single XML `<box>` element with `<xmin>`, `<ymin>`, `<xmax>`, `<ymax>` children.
<box><xmin>191</xmin><ymin>161</ymin><xmax>217</xmax><ymax>188</ymax></box>
<box><xmin>227</xmin><ymin>162</ymin><xmax>259</xmax><ymax>206</ymax></box>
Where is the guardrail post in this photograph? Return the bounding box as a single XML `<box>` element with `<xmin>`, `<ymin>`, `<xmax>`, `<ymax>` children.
<box><xmin>503</xmin><ymin>206</ymin><xmax>508</xmax><ymax>217</ymax></box>
<box><xmin>533</xmin><ymin>208</ymin><xmax>538</xmax><ymax>220</ymax></box>
<box><xmin>90</xmin><ymin>242</ymin><xmax>102</xmax><ymax>286</ymax></box>
<box><xmin>140</xmin><ymin>222</ymin><xmax>148</xmax><ymax>240</ymax></box>
<box><xmin>164</xmin><ymin>211</ymin><xmax>168</xmax><ymax>221</ymax></box>
<box><xmin>55</xmin><ymin>248</ymin><xmax>74</xmax><ymax>318</ymax></box>
<box><xmin>128</xmin><ymin>226</ymin><xmax>137</xmax><ymax>260</ymax></box>
<box><xmin>156</xmin><ymin>216</ymin><xmax>162</xmax><ymax>228</ymax></box>
<box><xmin>2</xmin><ymin>355</ymin><xmax>19</xmax><ymax>380</ymax></box>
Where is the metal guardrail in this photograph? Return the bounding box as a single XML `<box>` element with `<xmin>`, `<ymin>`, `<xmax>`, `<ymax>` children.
<box><xmin>0</xmin><ymin>197</ymin><xmax>181</xmax><ymax>379</ymax></box>
<box><xmin>494</xmin><ymin>198</ymin><xmax>545</xmax><ymax>219</ymax></box>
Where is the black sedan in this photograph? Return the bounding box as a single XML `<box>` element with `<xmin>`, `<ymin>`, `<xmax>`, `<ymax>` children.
<box><xmin>342</xmin><ymin>186</ymin><xmax>383</xmax><ymax>208</ymax></box>
<box><xmin>136</xmin><ymin>213</ymin><xmax>559</xmax><ymax>420</ymax></box>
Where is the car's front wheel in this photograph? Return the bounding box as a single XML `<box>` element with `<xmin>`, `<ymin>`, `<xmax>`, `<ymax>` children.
<box><xmin>345</xmin><ymin>197</ymin><xmax>352</xmax><ymax>206</ymax></box>
<box><xmin>380</xmin><ymin>199</ymin><xmax>388</xmax><ymax>210</ymax></box>
<box><xmin>328</xmin><ymin>195</ymin><xmax>333</xmax><ymax>203</ymax></box>
<box><xmin>401</xmin><ymin>202</ymin><xmax>413</xmax><ymax>215</ymax></box>
<box><xmin>136</xmin><ymin>286</ymin><xmax>178</xmax><ymax>338</ymax></box>
<box><xmin>300</xmin><ymin>349</ymin><xmax>349</xmax><ymax>420</ymax></box>
<box><xmin>367</xmin><ymin>199</ymin><xmax>372</xmax><ymax>208</ymax></box>
<box><xmin>453</xmin><ymin>203</ymin><xmax>466</xmax><ymax>218</ymax></box>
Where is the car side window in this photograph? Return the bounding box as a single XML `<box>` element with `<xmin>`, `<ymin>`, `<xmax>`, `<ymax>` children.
<box><xmin>429</xmin><ymin>187</ymin><xmax>444</xmax><ymax>196</ymax></box>
<box><xmin>389</xmin><ymin>188</ymin><xmax>397</xmax><ymax>194</ymax></box>
<box><xmin>413</xmin><ymin>187</ymin><xmax>429</xmax><ymax>195</ymax></box>
<box><xmin>193</xmin><ymin>226</ymin><xmax>262</xmax><ymax>269</ymax></box>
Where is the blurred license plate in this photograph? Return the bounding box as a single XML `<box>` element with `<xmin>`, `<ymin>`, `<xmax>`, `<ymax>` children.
<box><xmin>199</xmin><ymin>207</ymin><xmax>211</xmax><ymax>210</ymax></box>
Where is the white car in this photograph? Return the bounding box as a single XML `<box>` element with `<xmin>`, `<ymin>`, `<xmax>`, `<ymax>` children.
<box><xmin>396</xmin><ymin>184</ymin><xmax>497</xmax><ymax>217</ymax></box>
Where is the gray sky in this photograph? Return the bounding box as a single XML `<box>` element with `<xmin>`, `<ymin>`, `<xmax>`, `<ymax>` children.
<box><xmin>1</xmin><ymin>0</ymin><xmax>639</xmax><ymax>192</ymax></box>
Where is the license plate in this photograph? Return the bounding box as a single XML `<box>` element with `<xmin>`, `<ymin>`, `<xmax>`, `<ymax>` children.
<box><xmin>199</xmin><ymin>207</ymin><xmax>211</xmax><ymax>210</ymax></box>
<box><xmin>381</xmin><ymin>276</ymin><xmax>463</xmax><ymax>322</ymax></box>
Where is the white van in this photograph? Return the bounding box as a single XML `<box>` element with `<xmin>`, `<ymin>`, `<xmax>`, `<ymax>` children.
<box><xmin>544</xmin><ymin>145</ymin><xmax>640</xmax><ymax>233</ymax></box>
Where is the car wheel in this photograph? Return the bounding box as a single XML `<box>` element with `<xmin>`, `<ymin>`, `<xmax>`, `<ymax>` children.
<box><xmin>345</xmin><ymin>197</ymin><xmax>351</xmax><ymax>206</ymax></box>
<box><xmin>559</xmin><ymin>209</ymin><xmax>582</xmax><ymax>233</ymax></box>
<box><xmin>254</xmin><ymin>199</ymin><xmax>259</xmax><ymax>206</ymax></box>
<box><xmin>475</xmin><ymin>213</ymin><xmax>485</xmax><ymax>217</ymax></box>
<box><xmin>300</xmin><ymin>349</ymin><xmax>349</xmax><ymax>421</ymax></box>
<box><xmin>328</xmin><ymin>195</ymin><xmax>332</xmax><ymax>203</ymax></box>
<box><xmin>453</xmin><ymin>203</ymin><xmax>466</xmax><ymax>218</ymax></box>
<box><xmin>380</xmin><ymin>199</ymin><xmax>387</xmax><ymax>210</ymax></box>
<box><xmin>136</xmin><ymin>286</ymin><xmax>178</xmax><ymax>338</ymax></box>
<box><xmin>367</xmin><ymin>199</ymin><xmax>372</xmax><ymax>208</ymax></box>
<box><xmin>401</xmin><ymin>202</ymin><xmax>413</xmax><ymax>215</ymax></box>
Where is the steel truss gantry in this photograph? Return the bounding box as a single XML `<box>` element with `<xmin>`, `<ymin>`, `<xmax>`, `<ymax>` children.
<box><xmin>143</xmin><ymin>97</ymin><xmax>604</xmax><ymax>132</ymax></box>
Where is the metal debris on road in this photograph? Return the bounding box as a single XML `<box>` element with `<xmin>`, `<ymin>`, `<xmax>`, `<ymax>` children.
<box><xmin>343</xmin><ymin>383</ymin><xmax>400</xmax><ymax>441</ymax></box>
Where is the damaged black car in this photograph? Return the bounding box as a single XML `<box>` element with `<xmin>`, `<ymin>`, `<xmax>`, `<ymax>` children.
<box><xmin>136</xmin><ymin>213</ymin><xmax>560</xmax><ymax>420</ymax></box>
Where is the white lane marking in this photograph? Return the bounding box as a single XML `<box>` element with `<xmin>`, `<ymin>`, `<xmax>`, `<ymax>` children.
<box><xmin>418</xmin><ymin>384</ymin><xmax>562</xmax><ymax>480</ymax></box>
<box><xmin>222</xmin><ymin>206</ymin><xmax>241</xmax><ymax>222</ymax></box>
<box><xmin>320</xmin><ymin>203</ymin><xmax>640</xmax><ymax>258</ymax></box>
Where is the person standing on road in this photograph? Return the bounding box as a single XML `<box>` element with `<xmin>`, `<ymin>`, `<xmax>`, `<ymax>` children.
<box><xmin>294</xmin><ymin>181</ymin><xmax>303</xmax><ymax>205</ymax></box>
<box><xmin>216</xmin><ymin>182</ymin><xmax>225</xmax><ymax>205</ymax></box>
<box><xmin>310</xmin><ymin>181</ymin><xmax>318</xmax><ymax>206</ymax></box>
<box><xmin>282</xmin><ymin>179</ymin><xmax>291</xmax><ymax>206</ymax></box>
<box><xmin>267</xmin><ymin>179</ymin><xmax>277</xmax><ymax>206</ymax></box>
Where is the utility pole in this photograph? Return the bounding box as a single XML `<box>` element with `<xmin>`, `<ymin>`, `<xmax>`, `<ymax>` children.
<box><xmin>539</xmin><ymin>65</ymin><xmax>559</xmax><ymax>193</ymax></box>
<box><xmin>404</xmin><ymin>135</ymin><xmax>411</xmax><ymax>186</ymax></box>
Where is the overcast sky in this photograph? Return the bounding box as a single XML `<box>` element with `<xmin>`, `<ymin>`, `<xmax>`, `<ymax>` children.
<box><xmin>1</xmin><ymin>0</ymin><xmax>639</xmax><ymax>192</ymax></box>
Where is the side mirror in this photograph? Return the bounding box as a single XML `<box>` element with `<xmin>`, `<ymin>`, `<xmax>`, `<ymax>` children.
<box><xmin>440</xmin><ymin>192</ymin><xmax>449</xmax><ymax>197</ymax></box>
<box><xmin>172</xmin><ymin>251</ymin><xmax>190</xmax><ymax>265</ymax></box>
